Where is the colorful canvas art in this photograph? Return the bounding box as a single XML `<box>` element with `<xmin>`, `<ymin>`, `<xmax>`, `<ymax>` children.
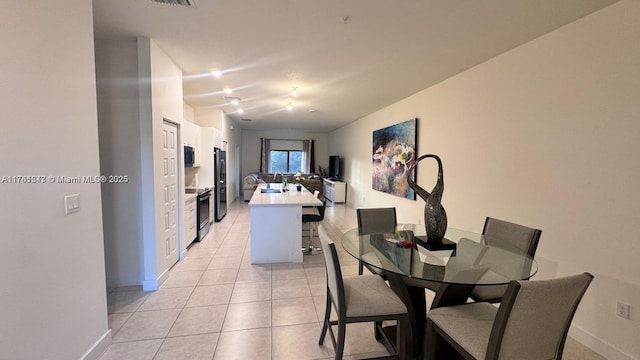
<box><xmin>372</xmin><ymin>118</ymin><xmax>417</xmax><ymax>200</ymax></box>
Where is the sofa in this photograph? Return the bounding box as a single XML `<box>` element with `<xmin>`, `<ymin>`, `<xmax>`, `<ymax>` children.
<box><xmin>243</xmin><ymin>172</ymin><xmax>323</xmax><ymax>201</ymax></box>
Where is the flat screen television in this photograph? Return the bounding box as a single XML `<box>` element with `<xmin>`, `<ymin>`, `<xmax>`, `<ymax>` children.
<box><xmin>329</xmin><ymin>155</ymin><xmax>341</xmax><ymax>180</ymax></box>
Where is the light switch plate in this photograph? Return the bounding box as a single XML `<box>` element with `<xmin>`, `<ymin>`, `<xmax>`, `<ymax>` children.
<box><xmin>64</xmin><ymin>194</ymin><xmax>80</xmax><ymax>215</ymax></box>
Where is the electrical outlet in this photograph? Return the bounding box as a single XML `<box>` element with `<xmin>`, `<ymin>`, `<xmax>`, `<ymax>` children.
<box><xmin>616</xmin><ymin>301</ymin><xmax>630</xmax><ymax>319</ymax></box>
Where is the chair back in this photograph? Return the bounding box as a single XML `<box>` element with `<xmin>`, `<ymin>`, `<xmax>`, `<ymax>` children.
<box><xmin>317</xmin><ymin>198</ymin><xmax>327</xmax><ymax>220</ymax></box>
<box><xmin>357</xmin><ymin>207</ymin><xmax>397</xmax><ymax>235</ymax></box>
<box><xmin>482</xmin><ymin>217</ymin><xmax>542</xmax><ymax>257</ymax></box>
<box><xmin>486</xmin><ymin>272</ymin><xmax>594</xmax><ymax>360</ymax></box>
<box><xmin>318</xmin><ymin>225</ymin><xmax>345</xmax><ymax>311</ymax></box>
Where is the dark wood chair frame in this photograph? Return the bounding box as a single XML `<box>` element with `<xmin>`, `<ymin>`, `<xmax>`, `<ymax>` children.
<box><xmin>356</xmin><ymin>207</ymin><xmax>398</xmax><ymax>275</ymax></box>
<box><xmin>425</xmin><ymin>273</ymin><xmax>594</xmax><ymax>360</ymax></box>
<box><xmin>318</xmin><ymin>237</ymin><xmax>409</xmax><ymax>360</ymax></box>
<box><xmin>470</xmin><ymin>216</ymin><xmax>542</xmax><ymax>303</ymax></box>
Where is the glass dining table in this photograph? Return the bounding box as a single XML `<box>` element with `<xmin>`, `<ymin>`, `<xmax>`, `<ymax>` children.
<box><xmin>341</xmin><ymin>224</ymin><xmax>538</xmax><ymax>359</ymax></box>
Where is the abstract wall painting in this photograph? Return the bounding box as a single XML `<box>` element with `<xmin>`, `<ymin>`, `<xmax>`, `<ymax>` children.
<box><xmin>372</xmin><ymin>118</ymin><xmax>417</xmax><ymax>200</ymax></box>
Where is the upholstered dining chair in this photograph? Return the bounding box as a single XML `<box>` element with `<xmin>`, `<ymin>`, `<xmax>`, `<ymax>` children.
<box><xmin>356</xmin><ymin>207</ymin><xmax>398</xmax><ymax>275</ymax></box>
<box><xmin>302</xmin><ymin>196</ymin><xmax>327</xmax><ymax>254</ymax></box>
<box><xmin>317</xmin><ymin>225</ymin><xmax>409</xmax><ymax>360</ymax></box>
<box><xmin>470</xmin><ymin>217</ymin><xmax>542</xmax><ymax>303</ymax></box>
<box><xmin>425</xmin><ymin>272</ymin><xmax>594</xmax><ymax>360</ymax></box>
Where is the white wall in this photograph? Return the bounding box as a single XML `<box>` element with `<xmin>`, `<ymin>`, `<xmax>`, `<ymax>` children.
<box><xmin>95</xmin><ymin>38</ymin><xmax>144</xmax><ymax>287</ymax></box>
<box><xmin>241</xmin><ymin>129</ymin><xmax>330</xmax><ymax>178</ymax></box>
<box><xmin>0</xmin><ymin>1</ymin><xmax>110</xmax><ymax>359</ymax></box>
<box><xmin>96</xmin><ymin>37</ymin><xmax>185</xmax><ymax>291</ymax></box>
<box><xmin>148</xmin><ymin>38</ymin><xmax>185</xmax><ymax>287</ymax></box>
<box><xmin>184</xmin><ymin>102</ymin><xmax>195</xmax><ymax>123</ymax></box>
<box><xmin>331</xmin><ymin>2</ymin><xmax>640</xmax><ymax>359</ymax></box>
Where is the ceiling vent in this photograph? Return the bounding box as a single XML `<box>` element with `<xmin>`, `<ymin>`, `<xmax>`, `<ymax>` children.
<box><xmin>151</xmin><ymin>0</ymin><xmax>196</xmax><ymax>7</ymax></box>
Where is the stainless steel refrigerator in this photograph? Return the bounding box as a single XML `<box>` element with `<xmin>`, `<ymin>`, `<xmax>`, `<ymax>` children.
<box><xmin>214</xmin><ymin>147</ymin><xmax>227</xmax><ymax>221</ymax></box>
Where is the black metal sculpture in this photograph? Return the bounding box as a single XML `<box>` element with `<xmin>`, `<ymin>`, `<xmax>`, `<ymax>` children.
<box><xmin>406</xmin><ymin>154</ymin><xmax>455</xmax><ymax>250</ymax></box>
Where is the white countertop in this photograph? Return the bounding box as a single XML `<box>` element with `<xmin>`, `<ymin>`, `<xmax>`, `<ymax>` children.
<box><xmin>248</xmin><ymin>183</ymin><xmax>322</xmax><ymax>207</ymax></box>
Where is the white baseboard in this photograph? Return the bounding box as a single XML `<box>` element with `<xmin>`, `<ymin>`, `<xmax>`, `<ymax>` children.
<box><xmin>569</xmin><ymin>325</ymin><xmax>637</xmax><ymax>360</ymax></box>
<box><xmin>142</xmin><ymin>267</ymin><xmax>170</xmax><ymax>291</ymax></box>
<box><xmin>81</xmin><ymin>329</ymin><xmax>112</xmax><ymax>360</ymax></box>
<box><xmin>142</xmin><ymin>279</ymin><xmax>158</xmax><ymax>291</ymax></box>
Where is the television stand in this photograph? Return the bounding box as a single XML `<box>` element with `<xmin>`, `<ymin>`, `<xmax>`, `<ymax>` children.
<box><xmin>323</xmin><ymin>178</ymin><xmax>346</xmax><ymax>203</ymax></box>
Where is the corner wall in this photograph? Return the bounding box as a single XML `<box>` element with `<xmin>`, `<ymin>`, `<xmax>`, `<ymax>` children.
<box><xmin>0</xmin><ymin>1</ymin><xmax>109</xmax><ymax>359</ymax></box>
<box><xmin>96</xmin><ymin>38</ymin><xmax>144</xmax><ymax>287</ymax></box>
<box><xmin>330</xmin><ymin>1</ymin><xmax>640</xmax><ymax>358</ymax></box>
<box><xmin>96</xmin><ymin>37</ymin><xmax>185</xmax><ymax>291</ymax></box>
<box><xmin>148</xmin><ymin>38</ymin><xmax>185</xmax><ymax>288</ymax></box>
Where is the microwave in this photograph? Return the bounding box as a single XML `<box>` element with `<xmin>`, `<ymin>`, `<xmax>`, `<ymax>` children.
<box><xmin>184</xmin><ymin>145</ymin><xmax>195</xmax><ymax>167</ymax></box>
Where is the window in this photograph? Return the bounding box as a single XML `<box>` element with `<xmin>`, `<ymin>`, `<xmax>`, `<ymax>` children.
<box><xmin>261</xmin><ymin>138</ymin><xmax>314</xmax><ymax>174</ymax></box>
<box><xmin>269</xmin><ymin>150</ymin><xmax>303</xmax><ymax>173</ymax></box>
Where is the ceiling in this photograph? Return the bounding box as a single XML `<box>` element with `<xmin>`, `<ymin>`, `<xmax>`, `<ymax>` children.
<box><xmin>92</xmin><ymin>0</ymin><xmax>616</xmax><ymax>132</ymax></box>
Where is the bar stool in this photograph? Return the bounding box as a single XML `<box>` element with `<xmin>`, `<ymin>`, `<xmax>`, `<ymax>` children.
<box><xmin>302</xmin><ymin>196</ymin><xmax>326</xmax><ymax>254</ymax></box>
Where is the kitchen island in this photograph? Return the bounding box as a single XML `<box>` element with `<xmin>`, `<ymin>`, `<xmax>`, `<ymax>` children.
<box><xmin>249</xmin><ymin>183</ymin><xmax>322</xmax><ymax>263</ymax></box>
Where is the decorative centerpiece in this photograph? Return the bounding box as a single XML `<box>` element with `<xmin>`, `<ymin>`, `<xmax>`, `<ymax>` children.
<box><xmin>406</xmin><ymin>154</ymin><xmax>455</xmax><ymax>250</ymax></box>
<box><xmin>294</xmin><ymin>172</ymin><xmax>303</xmax><ymax>191</ymax></box>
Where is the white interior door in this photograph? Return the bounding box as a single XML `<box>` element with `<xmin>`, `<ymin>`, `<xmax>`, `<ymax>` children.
<box><xmin>162</xmin><ymin>121</ymin><xmax>179</xmax><ymax>269</ymax></box>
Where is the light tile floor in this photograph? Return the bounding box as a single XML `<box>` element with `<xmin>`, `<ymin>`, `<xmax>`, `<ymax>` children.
<box><xmin>100</xmin><ymin>200</ymin><xmax>605</xmax><ymax>360</ymax></box>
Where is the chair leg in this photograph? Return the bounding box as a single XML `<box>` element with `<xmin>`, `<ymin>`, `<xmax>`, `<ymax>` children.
<box><xmin>374</xmin><ymin>320</ymin><xmax>383</xmax><ymax>340</ymax></box>
<box><xmin>309</xmin><ymin>223</ymin><xmax>315</xmax><ymax>252</ymax></box>
<box><xmin>397</xmin><ymin>316</ymin><xmax>407</xmax><ymax>360</ymax></box>
<box><xmin>319</xmin><ymin>294</ymin><xmax>331</xmax><ymax>345</ymax></box>
<box><xmin>425</xmin><ymin>319</ymin><xmax>456</xmax><ymax>360</ymax></box>
<box><xmin>335</xmin><ymin>319</ymin><xmax>346</xmax><ymax>360</ymax></box>
<box><xmin>308</xmin><ymin>223</ymin><xmax>322</xmax><ymax>255</ymax></box>
<box><xmin>358</xmin><ymin>261</ymin><xmax>364</xmax><ymax>275</ymax></box>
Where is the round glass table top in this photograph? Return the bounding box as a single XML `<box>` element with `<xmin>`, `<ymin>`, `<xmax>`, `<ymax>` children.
<box><xmin>341</xmin><ymin>224</ymin><xmax>538</xmax><ymax>286</ymax></box>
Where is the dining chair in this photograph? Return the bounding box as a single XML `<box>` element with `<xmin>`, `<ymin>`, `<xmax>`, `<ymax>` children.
<box><xmin>302</xmin><ymin>196</ymin><xmax>327</xmax><ymax>254</ymax></box>
<box><xmin>425</xmin><ymin>272</ymin><xmax>594</xmax><ymax>360</ymax></box>
<box><xmin>356</xmin><ymin>207</ymin><xmax>398</xmax><ymax>275</ymax></box>
<box><xmin>317</xmin><ymin>225</ymin><xmax>409</xmax><ymax>360</ymax></box>
<box><xmin>470</xmin><ymin>217</ymin><xmax>542</xmax><ymax>303</ymax></box>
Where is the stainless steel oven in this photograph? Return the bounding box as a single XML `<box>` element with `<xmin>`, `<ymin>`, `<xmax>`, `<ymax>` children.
<box><xmin>196</xmin><ymin>189</ymin><xmax>211</xmax><ymax>241</ymax></box>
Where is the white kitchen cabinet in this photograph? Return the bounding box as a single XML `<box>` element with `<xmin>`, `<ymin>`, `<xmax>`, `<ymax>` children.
<box><xmin>184</xmin><ymin>194</ymin><xmax>197</xmax><ymax>248</ymax></box>
<box><xmin>199</xmin><ymin>127</ymin><xmax>215</xmax><ymax>187</ymax></box>
<box><xmin>322</xmin><ymin>179</ymin><xmax>346</xmax><ymax>203</ymax></box>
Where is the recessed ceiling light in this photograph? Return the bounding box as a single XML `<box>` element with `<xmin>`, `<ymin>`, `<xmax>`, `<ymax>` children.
<box><xmin>211</xmin><ymin>70</ymin><xmax>223</xmax><ymax>78</ymax></box>
<box><xmin>224</xmin><ymin>88</ymin><xmax>233</xmax><ymax>94</ymax></box>
<box><xmin>291</xmin><ymin>87</ymin><xmax>298</xmax><ymax>97</ymax></box>
<box><xmin>237</xmin><ymin>108</ymin><xmax>244</xmax><ymax>114</ymax></box>
<box><xmin>224</xmin><ymin>96</ymin><xmax>241</xmax><ymax>105</ymax></box>
<box><xmin>309</xmin><ymin>109</ymin><xmax>318</xmax><ymax>113</ymax></box>
<box><xmin>287</xmin><ymin>102</ymin><xmax>293</xmax><ymax>111</ymax></box>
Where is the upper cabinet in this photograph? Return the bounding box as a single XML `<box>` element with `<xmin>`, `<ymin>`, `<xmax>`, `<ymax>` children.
<box><xmin>199</xmin><ymin>127</ymin><xmax>214</xmax><ymax>187</ymax></box>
